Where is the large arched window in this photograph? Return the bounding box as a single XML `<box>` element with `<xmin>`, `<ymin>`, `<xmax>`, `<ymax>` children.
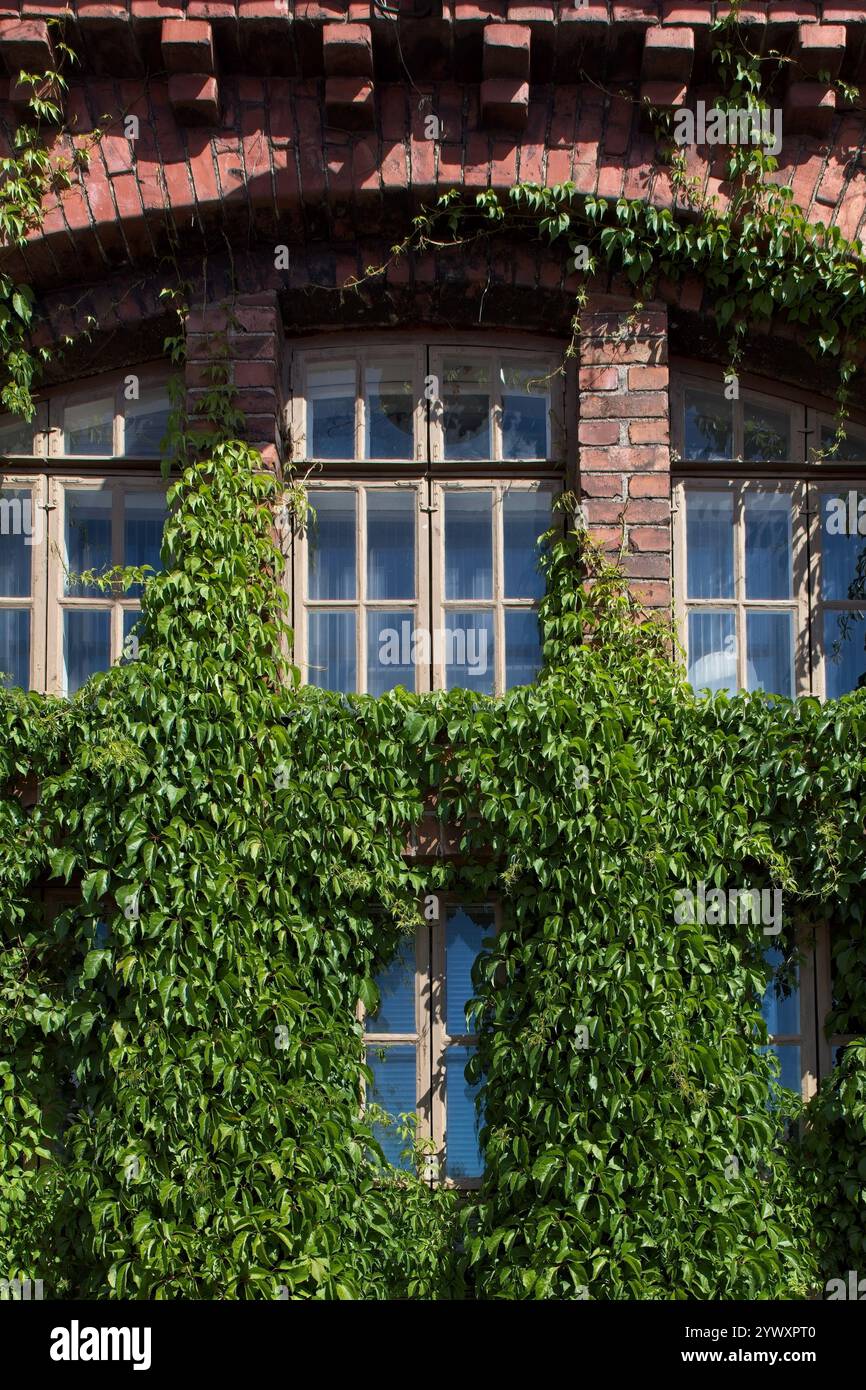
<box><xmin>0</xmin><ymin>366</ymin><xmax>170</xmax><ymax>695</ymax></box>
<box><xmin>286</xmin><ymin>336</ymin><xmax>568</xmax><ymax>696</ymax></box>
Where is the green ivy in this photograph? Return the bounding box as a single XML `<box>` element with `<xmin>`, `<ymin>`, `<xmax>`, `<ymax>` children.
<box><xmin>0</xmin><ymin>28</ymin><xmax>91</xmax><ymax>418</ymax></box>
<box><xmin>0</xmin><ymin>451</ymin><xmax>864</xmax><ymax>1299</ymax></box>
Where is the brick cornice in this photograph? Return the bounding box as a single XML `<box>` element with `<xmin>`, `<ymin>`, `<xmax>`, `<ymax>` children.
<box><xmin>1</xmin><ymin>4</ymin><xmax>866</xmax><ymax>85</ymax></box>
<box><xmin>4</xmin><ymin>70</ymin><xmax>866</xmax><ymax>294</ymax></box>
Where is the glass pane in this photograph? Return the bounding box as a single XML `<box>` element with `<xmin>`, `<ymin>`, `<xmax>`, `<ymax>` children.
<box><xmin>124</xmin><ymin>388</ymin><xmax>170</xmax><ymax>458</ymax></box>
<box><xmin>307</xmin><ymin>491</ymin><xmax>356</xmax><ymax>601</ymax></box>
<box><xmin>366</xmin><ymin>1043</ymin><xmax>416</xmax><ymax>1171</ymax></box>
<box><xmin>444</xmin><ymin>611</ymin><xmax>493</xmax><ymax>694</ymax></box>
<box><xmin>307</xmin><ymin>362</ymin><xmax>355</xmax><ymax>459</ymax></box>
<box><xmin>504</xmin><ymin>491</ymin><xmax>551</xmax><ymax>599</ymax></box>
<box><xmin>761</xmin><ymin>1043</ymin><xmax>801</xmax><ymax>1095</ymax></box>
<box><xmin>819</xmin><ymin>425</ymin><xmax>866</xmax><ymax>462</ymax></box>
<box><xmin>64</xmin><ymin>610</ymin><xmax>111</xmax><ymax>695</ymax></box>
<box><xmin>687</xmin><ymin>610</ymin><xmax>737</xmax><ymax>694</ymax></box>
<box><xmin>65</xmin><ymin>491</ymin><xmax>112</xmax><ymax>596</ymax></box>
<box><xmin>444</xmin><ymin>491</ymin><xmax>492</xmax><ymax>600</ymax></box>
<box><xmin>820</xmin><ymin>491</ymin><xmax>866</xmax><ymax>601</ymax></box>
<box><xmin>442</xmin><ymin>361</ymin><xmax>491</xmax><ymax>460</ymax></box>
<box><xmin>445</xmin><ymin>904</ymin><xmax>494</xmax><ymax>1037</ymax></box>
<box><xmin>307</xmin><ymin>610</ymin><xmax>355</xmax><ymax>692</ymax></box>
<box><xmin>121</xmin><ymin>608</ymin><xmax>141</xmax><ymax>664</ymax></box>
<box><xmin>63</xmin><ymin>397</ymin><xmax>114</xmax><ymax>456</ymax></box>
<box><xmin>368</xmin><ymin>933</ymin><xmax>416</xmax><ymax>1034</ymax></box>
<box><xmin>746</xmin><ymin>611</ymin><xmax>793</xmax><ymax>697</ymax></box>
<box><xmin>684</xmin><ymin>388</ymin><xmax>733</xmax><ymax>461</ymax></box>
<box><xmin>124</xmin><ymin>492</ymin><xmax>167</xmax><ymax>598</ymax></box>
<box><xmin>686</xmin><ymin>491</ymin><xmax>734</xmax><ymax>599</ymax></box>
<box><xmin>367</xmin><ymin>610</ymin><xmax>416</xmax><ymax>695</ymax></box>
<box><xmin>0</xmin><ymin>414</ymin><xmax>34</xmax><ymax>455</ymax></box>
<box><xmin>0</xmin><ymin>609</ymin><xmax>29</xmax><ymax>689</ymax></box>
<box><xmin>745</xmin><ymin>491</ymin><xmax>792</xmax><ymax>599</ymax></box>
<box><xmin>500</xmin><ymin>362</ymin><xmax>549</xmax><ymax>459</ymax></box>
<box><xmin>824</xmin><ymin>610</ymin><xmax>866</xmax><ymax>698</ymax></box>
<box><xmin>364</xmin><ymin>363</ymin><xmax>413</xmax><ymax>460</ymax></box>
<box><xmin>505</xmin><ymin>609</ymin><xmax>541</xmax><ymax>689</ymax></box>
<box><xmin>445</xmin><ymin>1045</ymin><xmax>483</xmax><ymax>1180</ymax></box>
<box><xmin>366</xmin><ymin>491</ymin><xmax>415</xmax><ymax>600</ymax></box>
<box><xmin>0</xmin><ymin>489</ymin><xmax>34</xmax><ymax>595</ymax></box>
<box><xmin>743</xmin><ymin>403</ymin><xmax>790</xmax><ymax>462</ymax></box>
<box><xmin>761</xmin><ymin>947</ymin><xmax>800</xmax><ymax>1037</ymax></box>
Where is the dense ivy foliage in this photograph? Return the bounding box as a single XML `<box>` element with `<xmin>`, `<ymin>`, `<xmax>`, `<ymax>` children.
<box><xmin>0</xmin><ymin>453</ymin><xmax>864</xmax><ymax>1299</ymax></box>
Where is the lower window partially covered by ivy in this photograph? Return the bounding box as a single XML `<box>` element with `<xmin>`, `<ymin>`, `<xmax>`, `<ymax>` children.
<box><xmin>0</xmin><ymin>442</ymin><xmax>864</xmax><ymax>1300</ymax></box>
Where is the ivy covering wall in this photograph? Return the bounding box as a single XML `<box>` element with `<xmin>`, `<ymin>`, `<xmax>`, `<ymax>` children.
<box><xmin>0</xmin><ymin>450</ymin><xmax>863</xmax><ymax>1300</ymax></box>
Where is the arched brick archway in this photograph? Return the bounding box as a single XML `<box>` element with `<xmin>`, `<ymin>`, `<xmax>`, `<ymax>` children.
<box><xmin>1</xmin><ymin>0</ymin><xmax>864</xmax><ymax>623</ymax></box>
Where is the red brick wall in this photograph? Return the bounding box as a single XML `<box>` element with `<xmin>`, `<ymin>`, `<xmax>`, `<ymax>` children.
<box><xmin>579</xmin><ymin>302</ymin><xmax>671</xmax><ymax>609</ymax></box>
<box><xmin>185</xmin><ymin>292</ymin><xmax>285</xmax><ymax>469</ymax></box>
<box><xmin>2</xmin><ymin>2</ymin><xmax>863</xmax><ymax>613</ymax></box>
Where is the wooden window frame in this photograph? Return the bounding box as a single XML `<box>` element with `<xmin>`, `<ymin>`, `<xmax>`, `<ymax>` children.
<box><xmin>430</xmin><ymin>478</ymin><xmax>558</xmax><ymax>695</ymax></box>
<box><xmin>672</xmin><ymin>370</ymin><xmax>866</xmax><ymax>701</ymax></box>
<box><xmin>47</xmin><ymin>474</ymin><xmax>168</xmax><ymax>696</ymax></box>
<box><xmin>361</xmin><ymin>922</ymin><xmax>434</xmax><ymax>1176</ymax></box>
<box><xmin>292</xmin><ymin>478</ymin><xmax>431</xmax><ymax>694</ymax></box>
<box><xmin>289</xmin><ymin>338</ymin><xmax>567</xmax><ymax>475</ymax></box>
<box><xmin>0</xmin><ymin>473</ymin><xmax>48</xmax><ymax>691</ymax></box>
<box><xmin>292</xmin><ymin>477</ymin><xmax>557</xmax><ymax>697</ymax></box>
<box><xmin>46</xmin><ymin>366</ymin><xmax>170</xmax><ymax>461</ymax></box>
<box><xmin>361</xmin><ymin>897</ymin><xmax>497</xmax><ymax>1189</ymax></box>
<box><xmin>0</xmin><ymin>364</ymin><xmax>171</xmax><ymax>697</ymax></box>
<box><xmin>0</xmin><ymin>401</ymin><xmax>49</xmax><ymax>459</ymax></box>
<box><xmin>808</xmin><ymin>479</ymin><xmax>866</xmax><ymax>701</ymax></box>
<box><xmin>291</xmin><ymin>345</ymin><xmax>427</xmax><ymax>467</ymax></box>
<box><xmin>427</xmin><ymin>348</ymin><xmax>560</xmax><ymax>466</ymax></box>
<box><xmin>0</xmin><ymin>469</ymin><xmax>167</xmax><ymax>696</ymax></box>
<box><xmin>670</xmin><ymin>370</ymin><xmax>807</xmax><ymax>468</ymax></box>
<box><xmin>287</xmin><ymin>338</ymin><xmax>567</xmax><ymax>696</ymax></box>
<box><xmin>672</xmin><ymin>475</ymin><xmax>811</xmax><ymax>699</ymax></box>
<box><xmin>0</xmin><ymin>366</ymin><xmax>169</xmax><ymax>464</ymax></box>
<box><xmin>763</xmin><ymin>926</ymin><xmax>819</xmax><ymax>1102</ymax></box>
<box><xmin>810</xmin><ymin>411</ymin><xmax>866</xmax><ymax>464</ymax></box>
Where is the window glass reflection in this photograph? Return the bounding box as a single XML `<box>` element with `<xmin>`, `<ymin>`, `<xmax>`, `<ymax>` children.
<box><xmin>444</xmin><ymin>491</ymin><xmax>492</xmax><ymax>600</ymax></box>
<box><xmin>442</xmin><ymin>361</ymin><xmax>491</xmax><ymax>460</ymax></box>
<box><xmin>63</xmin><ymin>398</ymin><xmax>114</xmax><ymax>456</ymax></box>
<box><xmin>743</xmin><ymin>403</ymin><xmax>790</xmax><ymax>462</ymax></box>
<box><xmin>686</xmin><ymin>491</ymin><xmax>734</xmax><ymax>599</ymax></box>
<box><xmin>684</xmin><ymin>389</ymin><xmax>733</xmax><ymax>460</ymax></box>
<box><xmin>307</xmin><ymin>491</ymin><xmax>356</xmax><ymax>600</ymax></box>
<box><xmin>500</xmin><ymin>363</ymin><xmax>549</xmax><ymax>459</ymax></box>
<box><xmin>365</xmin><ymin>363</ymin><xmax>414</xmax><ymax>460</ymax></box>
<box><xmin>308</xmin><ymin>363</ymin><xmax>355</xmax><ymax>459</ymax></box>
<box><xmin>744</xmin><ymin>491</ymin><xmax>792</xmax><ymax>600</ymax></box>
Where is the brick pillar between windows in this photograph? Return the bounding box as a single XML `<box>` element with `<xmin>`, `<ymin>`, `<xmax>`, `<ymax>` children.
<box><xmin>184</xmin><ymin>291</ymin><xmax>285</xmax><ymax>474</ymax></box>
<box><xmin>578</xmin><ymin>302</ymin><xmax>672</xmax><ymax>611</ymax></box>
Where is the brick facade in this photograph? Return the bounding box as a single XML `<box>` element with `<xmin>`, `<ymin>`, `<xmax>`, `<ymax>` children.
<box><xmin>185</xmin><ymin>291</ymin><xmax>286</xmax><ymax>469</ymax></box>
<box><xmin>579</xmin><ymin>303</ymin><xmax>671</xmax><ymax>608</ymax></box>
<box><xmin>2</xmin><ymin>2</ymin><xmax>865</xmax><ymax>612</ymax></box>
